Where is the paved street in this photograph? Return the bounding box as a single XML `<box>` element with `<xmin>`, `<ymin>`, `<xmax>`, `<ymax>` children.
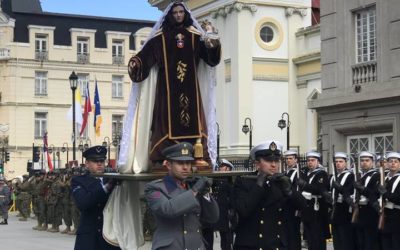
<box><xmin>1</xmin><ymin>212</ymin><xmax>333</xmax><ymax>250</ymax></box>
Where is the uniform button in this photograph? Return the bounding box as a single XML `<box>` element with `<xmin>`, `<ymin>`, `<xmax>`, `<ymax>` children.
<box><xmin>260</xmin><ymin>220</ymin><xmax>264</xmax><ymax>224</ymax></box>
<box><xmin>98</xmin><ymin>216</ymin><xmax>101</xmax><ymax>220</ymax></box>
<box><xmin>197</xmin><ymin>213</ymin><xmax>200</xmax><ymax>217</ymax></box>
<box><xmin>197</xmin><ymin>229</ymin><xmax>200</xmax><ymax>233</ymax></box>
<box><xmin>183</xmin><ymin>214</ymin><xmax>187</xmax><ymax>217</ymax></box>
<box><xmin>259</xmin><ymin>248</ymin><xmax>263</xmax><ymax>250</ymax></box>
<box><xmin>278</xmin><ymin>208</ymin><xmax>282</xmax><ymax>212</ymax></box>
<box><xmin>97</xmin><ymin>204</ymin><xmax>101</xmax><ymax>207</ymax></box>
<box><xmin>261</xmin><ymin>208</ymin><xmax>265</xmax><ymax>211</ymax></box>
<box><xmin>278</xmin><ymin>221</ymin><xmax>282</xmax><ymax>225</ymax></box>
<box><xmin>259</xmin><ymin>233</ymin><xmax>263</xmax><ymax>238</ymax></box>
<box><xmin>277</xmin><ymin>234</ymin><xmax>280</xmax><ymax>238</ymax></box>
<box><xmin>98</xmin><ymin>229</ymin><xmax>101</xmax><ymax>232</ymax></box>
<box><xmin>184</xmin><ymin>230</ymin><xmax>187</xmax><ymax>234</ymax></box>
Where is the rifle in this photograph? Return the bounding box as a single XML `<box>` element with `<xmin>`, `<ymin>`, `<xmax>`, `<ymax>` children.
<box><xmin>378</xmin><ymin>161</ymin><xmax>385</xmax><ymax>230</ymax></box>
<box><xmin>330</xmin><ymin>145</ymin><xmax>337</xmax><ymax>221</ymax></box>
<box><xmin>351</xmin><ymin>154</ymin><xmax>361</xmax><ymax>224</ymax></box>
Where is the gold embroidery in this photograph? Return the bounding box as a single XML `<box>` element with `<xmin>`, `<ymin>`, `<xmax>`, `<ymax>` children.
<box><xmin>179</xmin><ymin>93</ymin><xmax>190</xmax><ymax>127</ymax></box>
<box><xmin>177</xmin><ymin>60</ymin><xmax>187</xmax><ymax>83</ymax></box>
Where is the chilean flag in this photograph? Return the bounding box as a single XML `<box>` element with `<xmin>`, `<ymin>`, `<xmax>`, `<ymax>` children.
<box><xmin>80</xmin><ymin>82</ymin><xmax>92</xmax><ymax>136</ymax></box>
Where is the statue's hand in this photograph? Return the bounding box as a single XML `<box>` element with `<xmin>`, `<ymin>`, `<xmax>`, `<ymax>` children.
<box><xmin>204</xmin><ymin>38</ymin><xmax>220</xmax><ymax>49</ymax></box>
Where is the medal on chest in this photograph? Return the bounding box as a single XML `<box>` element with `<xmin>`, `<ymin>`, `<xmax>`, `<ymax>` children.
<box><xmin>175</xmin><ymin>33</ymin><xmax>185</xmax><ymax>48</ymax></box>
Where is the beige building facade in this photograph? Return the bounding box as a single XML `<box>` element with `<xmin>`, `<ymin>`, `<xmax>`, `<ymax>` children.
<box><xmin>0</xmin><ymin>0</ymin><xmax>153</xmax><ymax>178</ymax></box>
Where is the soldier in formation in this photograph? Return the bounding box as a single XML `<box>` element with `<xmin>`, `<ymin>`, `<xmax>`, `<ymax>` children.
<box><xmin>0</xmin><ymin>176</ymin><xmax>10</xmax><ymax>225</ymax></box>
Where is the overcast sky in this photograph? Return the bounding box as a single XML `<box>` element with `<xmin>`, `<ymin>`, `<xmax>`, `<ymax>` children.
<box><xmin>40</xmin><ymin>0</ymin><xmax>162</xmax><ymax>21</ymax></box>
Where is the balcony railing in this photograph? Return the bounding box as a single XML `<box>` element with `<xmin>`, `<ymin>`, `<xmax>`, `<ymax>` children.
<box><xmin>35</xmin><ymin>50</ymin><xmax>48</xmax><ymax>61</ymax></box>
<box><xmin>112</xmin><ymin>55</ymin><xmax>124</xmax><ymax>65</ymax></box>
<box><xmin>352</xmin><ymin>61</ymin><xmax>377</xmax><ymax>85</ymax></box>
<box><xmin>77</xmin><ymin>53</ymin><xmax>90</xmax><ymax>64</ymax></box>
<box><xmin>0</xmin><ymin>48</ymin><xmax>10</xmax><ymax>60</ymax></box>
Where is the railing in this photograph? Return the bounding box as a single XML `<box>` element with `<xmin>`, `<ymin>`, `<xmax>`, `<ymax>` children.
<box><xmin>35</xmin><ymin>50</ymin><xmax>48</xmax><ymax>61</ymax></box>
<box><xmin>112</xmin><ymin>55</ymin><xmax>124</xmax><ymax>65</ymax></box>
<box><xmin>352</xmin><ymin>61</ymin><xmax>377</xmax><ymax>85</ymax></box>
<box><xmin>77</xmin><ymin>53</ymin><xmax>90</xmax><ymax>64</ymax></box>
<box><xmin>0</xmin><ymin>48</ymin><xmax>10</xmax><ymax>59</ymax></box>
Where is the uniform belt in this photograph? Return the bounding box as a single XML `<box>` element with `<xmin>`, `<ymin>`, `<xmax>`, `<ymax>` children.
<box><xmin>359</xmin><ymin>196</ymin><xmax>369</xmax><ymax>206</ymax></box>
<box><xmin>302</xmin><ymin>191</ymin><xmax>321</xmax><ymax>200</ymax></box>
<box><xmin>385</xmin><ymin>202</ymin><xmax>400</xmax><ymax>210</ymax></box>
<box><xmin>337</xmin><ymin>195</ymin><xmax>343</xmax><ymax>203</ymax></box>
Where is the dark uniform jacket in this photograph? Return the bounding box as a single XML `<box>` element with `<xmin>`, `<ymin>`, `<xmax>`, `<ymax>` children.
<box><xmin>301</xmin><ymin>167</ymin><xmax>331</xmax><ymax>239</ymax></box>
<box><xmin>330</xmin><ymin>170</ymin><xmax>354</xmax><ymax>225</ymax></box>
<box><xmin>356</xmin><ymin>169</ymin><xmax>380</xmax><ymax>228</ymax></box>
<box><xmin>71</xmin><ymin>174</ymin><xmax>119</xmax><ymax>250</ymax></box>
<box><xmin>382</xmin><ymin>173</ymin><xmax>400</xmax><ymax>233</ymax></box>
<box><xmin>145</xmin><ymin>175</ymin><xmax>219</xmax><ymax>250</ymax></box>
<box><xmin>233</xmin><ymin>175</ymin><xmax>306</xmax><ymax>250</ymax></box>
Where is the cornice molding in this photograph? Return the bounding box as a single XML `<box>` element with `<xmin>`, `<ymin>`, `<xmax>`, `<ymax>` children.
<box><xmin>210</xmin><ymin>1</ymin><xmax>258</xmax><ymax>19</ymax></box>
<box><xmin>285</xmin><ymin>7</ymin><xmax>308</xmax><ymax>17</ymax></box>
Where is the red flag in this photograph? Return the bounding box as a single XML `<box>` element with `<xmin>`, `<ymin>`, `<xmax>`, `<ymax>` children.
<box><xmin>43</xmin><ymin>132</ymin><xmax>53</xmax><ymax>172</ymax></box>
<box><xmin>80</xmin><ymin>82</ymin><xmax>92</xmax><ymax>136</ymax></box>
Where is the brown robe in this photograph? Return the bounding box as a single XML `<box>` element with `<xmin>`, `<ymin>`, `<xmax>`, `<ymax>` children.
<box><xmin>128</xmin><ymin>26</ymin><xmax>221</xmax><ymax>162</ymax></box>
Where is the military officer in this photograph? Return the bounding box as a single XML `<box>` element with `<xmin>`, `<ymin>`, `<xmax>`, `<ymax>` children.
<box><xmin>353</xmin><ymin>151</ymin><xmax>381</xmax><ymax>250</ymax></box>
<box><xmin>330</xmin><ymin>152</ymin><xmax>356</xmax><ymax>250</ymax></box>
<box><xmin>71</xmin><ymin>146</ymin><xmax>120</xmax><ymax>250</ymax></box>
<box><xmin>377</xmin><ymin>152</ymin><xmax>400</xmax><ymax>250</ymax></box>
<box><xmin>0</xmin><ymin>176</ymin><xmax>10</xmax><ymax>225</ymax></box>
<box><xmin>233</xmin><ymin>141</ymin><xmax>306</xmax><ymax>250</ymax></box>
<box><xmin>144</xmin><ymin>142</ymin><xmax>219</xmax><ymax>250</ymax></box>
<box><xmin>283</xmin><ymin>150</ymin><xmax>305</xmax><ymax>250</ymax></box>
<box><xmin>16</xmin><ymin>175</ymin><xmax>32</xmax><ymax>221</ymax></box>
<box><xmin>298</xmin><ymin>151</ymin><xmax>331</xmax><ymax>250</ymax></box>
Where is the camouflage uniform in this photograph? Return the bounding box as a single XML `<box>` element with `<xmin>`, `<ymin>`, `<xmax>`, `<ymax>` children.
<box><xmin>46</xmin><ymin>175</ymin><xmax>64</xmax><ymax>232</ymax></box>
<box><xmin>17</xmin><ymin>176</ymin><xmax>32</xmax><ymax>221</ymax></box>
<box><xmin>60</xmin><ymin>174</ymin><xmax>72</xmax><ymax>233</ymax></box>
<box><xmin>32</xmin><ymin>173</ymin><xmax>49</xmax><ymax>231</ymax></box>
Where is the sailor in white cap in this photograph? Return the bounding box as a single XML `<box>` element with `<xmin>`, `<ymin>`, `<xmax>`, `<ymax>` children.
<box><xmin>330</xmin><ymin>152</ymin><xmax>355</xmax><ymax>250</ymax></box>
<box><xmin>298</xmin><ymin>150</ymin><xmax>331</xmax><ymax>250</ymax></box>
<box><xmin>233</xmin><ymin>140</ymin><xmax>305</xmax><ymax>250</ymax></box>
<box><xmin>353</xmin><ymin>151</ymin><xmax>381</xmax><ymax>250</ymax></box>
<box><xmin>378</xmin><ymin>152</ymin><xmax>400</xmax><ymax>250</ymax></box>
<box><xmin>283</xmin><ymin>149</ymin><xmax>305</xmax><ymax>250</ymax></box>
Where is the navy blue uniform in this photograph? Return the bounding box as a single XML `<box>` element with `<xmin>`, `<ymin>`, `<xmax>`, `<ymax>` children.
<box><xmin>71</xmin><ymin>174</ymin><xmax>120</xmax><ymax>250</ymax></box>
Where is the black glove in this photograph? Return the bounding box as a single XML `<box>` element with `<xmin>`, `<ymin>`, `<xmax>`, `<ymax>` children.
<box><xmin>354</xmin><ymin>181</ymin><xmax>365</xmax><ymax>192</ymax></box>
<box><xmin>345</xmin><ymin>197</ymin><xmax>356</xmax><ymax>208</ymax></box>
<box><xmin>332</xmin><ymin>181</ymin><xmax>343</xmax><ymax>192</ymax></box>
<box><xmin>192</xmin><ymin>177</ymin><xmax>212</xmax><ymax>194</ymax></box>
<box><xmin>297</xmin><ymin>178</ymin><xmax>307</xmax><ymax>189</ymax></box>
<box><xmin>377</xmin><ymin>185</ymin><xmax>387</xmax><ymax>196</ymax></box>
<box><xmin>268</xmin><ymin>173</ymin><xmax>285</xmax><ymax>181</ymax></box>
<box><xmin>371</xmin><ymin>201</ymin><xmax>381</xmax><ymax>213</ymax></box>
<box><xmin>273</xmin><ymin>174</ymin><xmax>292</xmax><ymax>196</ymax></box>
<box><xmin>322</xmin><ymin>191</ymin><xmax>333</xmax><ymax>205</ymax></box>
<box><xmin>256</xmin><ymin>172</ymin><xmax>267</xmax><ymax>187</ymax></box>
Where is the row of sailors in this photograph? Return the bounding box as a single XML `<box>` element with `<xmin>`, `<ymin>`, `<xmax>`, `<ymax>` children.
<box><xmin>281</xmin><ymin>148</ymin><xmax>400</xmax><ymax>250</ymax></box>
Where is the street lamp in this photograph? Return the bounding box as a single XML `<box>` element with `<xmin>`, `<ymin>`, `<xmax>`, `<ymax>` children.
<box><xmin>49</xmin><ymin>144</ymin><xmax>56</xmax><ymax>169</ymax></box>
<box><xmin>242</xmin><ymin>117</ymin><xmax>253</xmax><ymax>152</ymax></box>
<box><xmin>84</xmin><ymin>138</ymin><xmax>91</xmax><ymax>151</ymax></box>
<box><xmin>69</xmin><ymin>71</ymin><xmax>78</xmax><ymax>161</ymax></box>
<box><xmin>278</xmin><ymin>112</ymin><xmax>290</xmax><ymax>150</ymax></box>
<box><xmin>112</xmin><ymin>131</ymin><xmax>121</xmax><ymax>162</ymax></box>
<box><xmin>102</xmin><ymin>136</ymin><xmax>111</xmax><ymax>167</ymax></box>
<box><xmin>61</xmin><ymin>142</ymin><xmax>69</xmax><ymax>168</ymax></box>
<box><xmin>216</xmin><ymin>122</ymin><xmax>221</xmax><ymax>162</ymax></box>
<box><xmin>78</xmin><ymin>140</ymin><xmax>84</xmax><ymax>165</ymax></box>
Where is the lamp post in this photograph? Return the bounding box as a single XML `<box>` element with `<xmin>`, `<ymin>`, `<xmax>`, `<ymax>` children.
<box><xmin>84</xmin><ymin>138</ymin><xmax>91</xmax><ymax>151</ymax></box>
<box><xmin>61</xmin><ymin>143</ymin><xmax>69</xmax><ymax>168</ymax></box>
<box><xmin>278</xmin><ymin>112</ymin><xmax>290</xmax><ymax>150</ymax></box>
<box><xmin>102</xmin><ymin>136</ymin><xmax>111</xmax><ymax>167</ymax></box>
<box><xmin>69</xmin><ymin>71</ymin><xmax>78</xmax><ymax>161</ymax></box>
<box><xmin>216</xmin><ymin>122</ymin><xmax>220</xmax><ymax>162</ymax></box>
<box><xmin>78</xmin><ymin>140</ymin><xmax>84</xmax><ymax>165</ymax></box>
<box><xmin>242</xmin><ymin>117</ymin><xmax>253</xmax><ymax>152</ymax></box>
<box><xmin>49</xmin><ymin>144</ymin><xmax>56</xmax><ymax>169</ymax></box>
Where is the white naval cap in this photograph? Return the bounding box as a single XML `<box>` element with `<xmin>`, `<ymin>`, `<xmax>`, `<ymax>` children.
<box><xmin>306</xmin><ymin>151</ymin><xmax>321</xmax><ymax>160</ymax></box>
<box><xmin>284</xmin><ymin>150</ymin><xmax>298</xmax><ymax>157</ymax></box>
<box><xmin>219</xmin><ymin>158</ymin><xmax>234</xmax><ymax>169</ymax></box>
<box><xmin>334</xmin><ymin>152</ymin><xmax>348</xmax><ymax>160</ymax></box>
<box><xmin>359</xmin><ymin>151</ymin><xmax>375</xmax><ymax>159</ymax></box>
<box><xmin>386</xmin><ymin>152</ymin><xmax>400</xmax><ymax>160</ymax></box>
<box><xmin>250</xmin><ymin>140</ymin><xmax>283</xmax><ymax>160</ymax></box>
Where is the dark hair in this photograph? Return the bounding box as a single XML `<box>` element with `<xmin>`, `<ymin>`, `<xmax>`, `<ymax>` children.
<box><xmin>162</xmin><ymin>3</ymin><xmax>193</xmax><ymax>32</ymax></box>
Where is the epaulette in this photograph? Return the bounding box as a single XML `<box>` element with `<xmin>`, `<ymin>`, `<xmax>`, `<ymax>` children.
<box><xmin>152</xmin><ymin>178</ymin><xmax>163</xmax><ymax>183</ymax></box>
<box><xmin>186</xmin><ymin>26</ymin><xmax>202</xmax><ymax>36</ymax></box>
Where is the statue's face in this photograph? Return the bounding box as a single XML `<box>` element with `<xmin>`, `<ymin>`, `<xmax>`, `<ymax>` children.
<box><xmin>171</xmin><ymin>5</ymin><xmax>185</xmax><ymax>24</ymax></box>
